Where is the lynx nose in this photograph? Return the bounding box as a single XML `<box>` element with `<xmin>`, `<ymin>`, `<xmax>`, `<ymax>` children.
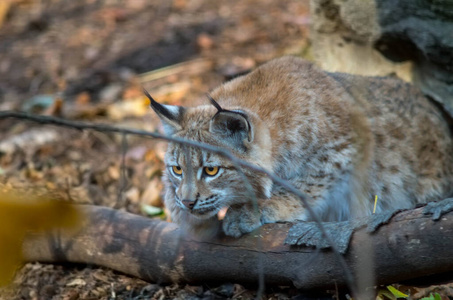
<box><xmin>182</xmin><ymin>199</ymin><xmax>196</xmax><ymax>209</ymax></box>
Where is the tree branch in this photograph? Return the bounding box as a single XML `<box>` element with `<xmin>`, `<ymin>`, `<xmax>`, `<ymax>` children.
<box><xmin>0</xmin><ymin>111</ymin><xmax>355</xmax><ymax>290</ymax></box>
<box><xmin>22</xmin><ymin>204</ymin><xmax>453</xmax><ymax>290</ymax></box>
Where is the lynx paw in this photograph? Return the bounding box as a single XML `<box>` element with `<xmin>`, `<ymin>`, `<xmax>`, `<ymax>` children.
<box><xmin>222</xmin><ymin>205</ymin><xmax>262</xmax><ymax>238</ymax></box>
<box><xmin>172</xmin><ymin>207</ymin><xmax>221</xmax><ymax>238</ymax></box>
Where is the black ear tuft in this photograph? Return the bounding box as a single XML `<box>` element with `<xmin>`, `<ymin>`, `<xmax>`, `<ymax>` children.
<box><xmin>144</xmin><ymin>88</ymin><xmax>185</xmax><ymax>135</ymax></box>
<box><xmin>207</xmin><ymin>94</ymin><xmax>223</xmax><ymax>113</ymax></box>
<box><xmin>145</xmin><ymin>88</ymin><xmax>181</xmax><ymax>122</ymax></box>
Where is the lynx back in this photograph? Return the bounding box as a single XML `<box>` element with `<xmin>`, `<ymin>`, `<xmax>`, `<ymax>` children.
<box><xmin>147</xmin><ymin>56</ymin><xmax>453</xmax><ymax>237</ymax></box>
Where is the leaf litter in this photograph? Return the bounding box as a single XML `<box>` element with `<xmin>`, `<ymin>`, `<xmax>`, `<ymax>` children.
<box><xmin>0</xmin><ymin>0</ymin><xmax>450</xmax><ymax>299</ymax></box>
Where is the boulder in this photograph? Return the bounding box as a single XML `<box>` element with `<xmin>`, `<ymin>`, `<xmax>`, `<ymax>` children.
<box><xmin>311</xmin><ymin>0</ymin><xmax>453</xmax><ymax>118</ymax></box>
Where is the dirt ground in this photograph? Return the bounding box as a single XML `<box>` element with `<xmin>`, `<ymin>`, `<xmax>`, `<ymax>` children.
<box><xmin>0</xmin><ymin>0</ymin><xmax>452</xmax><ymax>299</ymax></box>
<box><xmin>0</xmin><ymin>0</ymin><xmax>312</xmax><ymax>299</ymax></box>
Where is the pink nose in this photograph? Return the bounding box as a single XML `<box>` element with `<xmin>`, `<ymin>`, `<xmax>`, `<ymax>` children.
<box><xmin>182</xmin><ymin>199</ymin><xmax>196</xmax><ymax>209</ymax></box>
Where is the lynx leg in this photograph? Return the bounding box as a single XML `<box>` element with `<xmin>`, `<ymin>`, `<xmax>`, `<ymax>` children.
<box><xmin>222</xmin><ymin>191</ymin><xmax>305</xmax><ymax>237</ymax></box>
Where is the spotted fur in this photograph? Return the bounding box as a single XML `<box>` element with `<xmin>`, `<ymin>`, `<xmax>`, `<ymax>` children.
<box><xmin>148</xmin><ymin>56</ymin><xmax>453</xmax><ymax>238</ymax></box>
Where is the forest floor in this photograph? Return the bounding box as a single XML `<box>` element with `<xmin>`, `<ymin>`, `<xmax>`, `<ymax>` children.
<box><xmin>0</xmin><ymin>0</ymin><xmax>452</xmax><ymax>299</ymax></box>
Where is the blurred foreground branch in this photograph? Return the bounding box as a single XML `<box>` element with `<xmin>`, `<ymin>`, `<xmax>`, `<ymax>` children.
<box><xmin>2</xmin><ymin>112</ymin><xmax>453</xmax><ymax>292</ymax></box>
<box><xmin>0</xmin><ymin>191</ymin><xmax>82</xmax><ymax>286</ymax></box>
<box><xmin>0</xmin><ymin>110</ymin><xmax>356</xmax><ymax>291</ymax></box>
<box><xmin>23</xmin><ymin>204</ymin><xmax>453</xmax><ymax>290</ymax></box>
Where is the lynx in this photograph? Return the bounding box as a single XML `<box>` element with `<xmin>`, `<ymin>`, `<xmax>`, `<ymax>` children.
<box><xmin>146</xmin><ymin>56</ymin><xmax>453</xmax><ymax>238</ymax></box>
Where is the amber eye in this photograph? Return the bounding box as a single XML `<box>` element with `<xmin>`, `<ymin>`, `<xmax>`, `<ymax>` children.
<box><xmin>204</xmin><ymin>166</ymin><xmax>219</xmax><ymax>176</ymax></box>
<box><xmin>172</xmin><ymin>166</ymin><xmax>183</xmax><ymax>176</ymax></box>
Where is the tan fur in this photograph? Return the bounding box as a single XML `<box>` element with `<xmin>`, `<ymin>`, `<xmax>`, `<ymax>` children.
<box><xmin>150</xmin><ymin>56</ymin><xmax>453</xmax><ymax>237</ymax></box>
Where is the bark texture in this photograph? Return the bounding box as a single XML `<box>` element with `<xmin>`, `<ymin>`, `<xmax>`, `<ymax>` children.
<box><xmin>22</xmin><ymin>204</ymin><xmax>453</xmax><ymax>290</ymax></box>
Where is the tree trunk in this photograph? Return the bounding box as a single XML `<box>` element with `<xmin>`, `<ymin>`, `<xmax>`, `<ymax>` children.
<box><xmin>23</xmin><ymin>204</ymin><xmax>453</xmax><ymax>290</ymax></box>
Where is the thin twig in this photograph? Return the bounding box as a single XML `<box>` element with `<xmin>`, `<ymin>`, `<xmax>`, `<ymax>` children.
<box><xmin>117</xmin><ymin>133</ymin><xmax>128</xmax><ymax>209</ymax></box>
<box><xmin>138</xmin><ymin>58</ymin><xmax>212</xmax><ymax>83</ymax></box>
<box><xmin>0</xmin><ymin>110</ymin><xmax>357</xmax><ymax>293</ymax></box>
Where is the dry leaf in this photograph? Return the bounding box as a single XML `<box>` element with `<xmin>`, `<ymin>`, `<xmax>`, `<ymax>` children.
<box><xmin>107</xmin><ymin>165</ymin><xmax>120</xmax><ymax>180</ymax></box>
<box><xmin>125</xmin><ymin>187</ymin><xmax>140</xmax><ymax>204</ymax></box>
<box><xmin>122</xmin><ymin>86</ymin><xmax>143</xmax><ymax>100</ymax></box>
<box><xmin>197</xmin><ymin>33</ymin><xmax>214</xmax><ymax>50</ymax></box>
<box><xmin>75</xmin><ymin>92</ymin><xmax>91</xmax><ymax>105</ymax></box>
<box><xmin>43</xmin><ymin>97</ymin><xmax>63</xmax><ymax>116</ymax></box>
<box><xmin>0</xmin><ymin>1</ymin><xmax>12</xmax><ymax>30</ymax></box>
<box><xmin>66</xmin><ymin>278</ymin><xmax>87</xmax><ymax>287</ymax></box>
<box><xmin>106</xmin><ymin>96</ymin><xmax>149</xmax><ymax>120</ymax></box>
<box><xmin>0</xmin><ymin>128</ymin><xmax>60</xmax><ymax>155</ymax></box>
<box><xmin>141</xmin><ymin>177</ymin><xmax>163</xmax><ymax>207</ymax></box>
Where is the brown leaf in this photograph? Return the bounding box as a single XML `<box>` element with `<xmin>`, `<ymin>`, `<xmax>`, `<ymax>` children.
<box><xmin>75</xmin><ymin>92</ymin><xmax>91</xmax><ymax>105</ymax></box>
<box><xmin>106</xmin><ymin>96</ymin><xmax>149</xmax><ymax>120</ymax></box>
<box><xmin>0</xmin><ymin>128</ymin><xmax>60</xmax><ymax>156</ymax></box>
<box><xmin>125</xmin><ymin>187</ymin><xmax>140</xmax><ymax>204</ymax></box>
<box><xmin>107</xmin><ymin>165</ymin><xmax>120</xmax><ymax>180</ymax></box>
<box><xmin>197</xmin><ymin>33</ymin><xmax>214</xmax><ymax>51</ymax></box>
<box><xmin>43</xmin><ymin>97</ymin><xmax>63</xmax><ymax>116</ymax></box>
<box><xmin>66</xmin><ymin>278</ymin><xmax>86</xmax><ymax>287</ymax></box>
<box><xmin>122</xmin><ymin>86</ymin><xmax>143</xmax><ymax>100</ymax></box>
<box><xmin>141</xmin><ymin>177</ymin><xmax>163</xmax><ymax>207</ymax></box>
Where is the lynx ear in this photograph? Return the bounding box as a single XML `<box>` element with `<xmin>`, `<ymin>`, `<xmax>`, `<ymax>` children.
<box><xmin>144</xmin><ymin>89</ymin><xmax>185</xmax><ymax>135</ymax></box>
<box><xmin>209</xmin><ymin>110</ymin><xmax>253</xmax><ymax>151</ymax></box>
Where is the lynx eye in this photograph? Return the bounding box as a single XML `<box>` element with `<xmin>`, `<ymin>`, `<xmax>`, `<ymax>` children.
<box><xmin>171</xmin><ymin>165</ymin><xmax>183</xmax><ymax>176</ymax></box>
<box><xmin>204</xmin><ymin>166</ymin><xmax>220</xmax><ymax>176</ymax></box>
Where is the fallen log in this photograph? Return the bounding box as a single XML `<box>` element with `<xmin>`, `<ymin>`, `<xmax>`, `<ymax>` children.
<box><xmin>22</xmin><ymin>204</ymin><xmax>453</xmax><ymax>290</ymax></box>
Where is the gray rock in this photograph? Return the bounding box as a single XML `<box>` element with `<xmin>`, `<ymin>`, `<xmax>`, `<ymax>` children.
<box><xmin>311</xmin><ymin>0</ymin><xmax>453</xmax><ymax>119</ymax></box>
<box><xmin>375</xmin><ymin>0</ymin><xmax>453</xmax><ymax>117</ymax></box>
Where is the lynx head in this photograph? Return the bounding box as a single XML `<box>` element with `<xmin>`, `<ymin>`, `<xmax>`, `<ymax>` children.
<box><xmin>145</xmin><ymin>90</ymin><xmax>272</xmax><ymax>221</ymax></box>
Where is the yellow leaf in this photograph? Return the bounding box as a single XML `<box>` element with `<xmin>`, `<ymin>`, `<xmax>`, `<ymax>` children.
<box><xmin>377</xmin><ymin>288</ymin><xmax>397</xmax><ymax>300</ymax></box>
<box><xmin>0</xmin><ymin>1</ymin><xmax>12</xmax><ymax>30</ymax></box>
<box><xmin>387</xmin><ymin>285</ymin><xmax>409</xmax><ymax>298</ymax></box>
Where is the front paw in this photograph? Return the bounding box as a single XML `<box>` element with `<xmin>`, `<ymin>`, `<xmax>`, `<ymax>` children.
<box><xmin>222</xmin><ymin>204</ymin><xmax>262</xmax><ymax>238</ymax></box>
<box><xmin>171</xmin><ymin>207</ymin><xmax>221</xmax><ymax>238</ymax></box>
